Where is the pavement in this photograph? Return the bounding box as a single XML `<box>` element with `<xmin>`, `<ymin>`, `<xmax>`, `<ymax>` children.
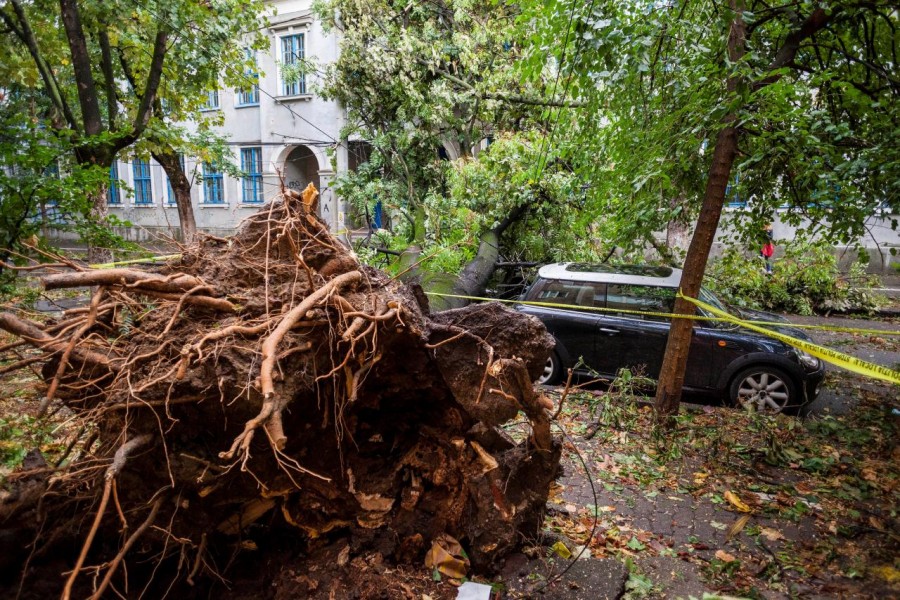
<box><xmin>518</xmin><ymin>312</ymin><xmax>899</xmax><ymax>599</ymax></box>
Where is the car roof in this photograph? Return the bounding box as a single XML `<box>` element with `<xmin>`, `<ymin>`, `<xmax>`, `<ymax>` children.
<box><xmin>537</xmin><ymin>263</ymin><xmax>684</xmax><ymax>288</ymax></box>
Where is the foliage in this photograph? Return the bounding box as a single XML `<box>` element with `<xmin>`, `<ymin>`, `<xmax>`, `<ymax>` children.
<box><xmin>0</xmin><ymin>90</ymin><xmax>123</xmax><ymax>265</ymax></box>
<box><xmin>344</xmin><ymin>131</ymin><xmax>605</xmax><ymax>279</ymax></box>
<box><xmin>0</xmin><ymin>414</ymin><xmax>59</xmax><ymax>471</ymax></box>
<box><xmin>706</xmin><ymin>242</ymin><xmax>885</xmax><ymax>315</ymax></box>
<box><xmin>317</xmin><ymin>0</ymin><xmax>581</xmax><ymax>271</ymax></box>
<box><xmin>518</xmin><ymin>1</ymin><xmax>900</xmax><ymax>255</ymax></box>
<box><xmin>546</xmin><ymin>357</ymin><xmax>898</xmax><ymax>596</ymax></box>
<box><xmin>1</xmin><ymin>0</ymin><xmax>266</xmax><ymax>253</ymax></box>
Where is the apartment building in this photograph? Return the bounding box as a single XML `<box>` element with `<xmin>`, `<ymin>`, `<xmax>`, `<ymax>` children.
<box><xmin>108</xmin><ymin>0</ymin><xmax>351</xmax><ymax>241</ymax></box>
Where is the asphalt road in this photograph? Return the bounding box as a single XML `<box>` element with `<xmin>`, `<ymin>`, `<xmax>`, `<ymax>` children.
<box><xmin>787</xmin><ymin>313</ymin><xmax>900</xmax><ymax>416</ymax></box>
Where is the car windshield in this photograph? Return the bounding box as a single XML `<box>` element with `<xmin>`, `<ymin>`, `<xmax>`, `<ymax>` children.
<box><xmin>698</xmin><ymin>287</ymin><xmax>727</xmax><ymax>312</ymax></box>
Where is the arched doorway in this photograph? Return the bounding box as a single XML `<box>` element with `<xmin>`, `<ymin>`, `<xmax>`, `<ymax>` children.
<box><xmin>282</xmin><ymin>145</ymin><xmax>320</xmax><ymax>194</ymax></box>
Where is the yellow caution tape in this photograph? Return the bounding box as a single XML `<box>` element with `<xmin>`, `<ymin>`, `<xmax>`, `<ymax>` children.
<box><xmin>678</xmin><ymin>292</ymin><xmax>900</xmax><ymax>386</ymax></box>
<box><xmin>425</xmin><ymin>292</ymin><xmax>900</xmax><ymax>336</ymax></box>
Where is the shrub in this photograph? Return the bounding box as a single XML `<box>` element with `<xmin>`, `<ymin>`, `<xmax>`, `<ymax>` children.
<box><xmin>706</xmin><ymin>242</ymin><xmax>886</xmax><ymax>315</ymax></box>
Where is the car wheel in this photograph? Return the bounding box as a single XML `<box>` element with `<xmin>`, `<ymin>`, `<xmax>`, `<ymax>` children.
<box><xmin>538</xmin><ymin>351</ymin><xmax>563</xmax><ymax>385</ymax></box>
<box><xmin>729</xmin><ymin>366</ymin><xmax>798</xmax><ymax>414</ymax></box>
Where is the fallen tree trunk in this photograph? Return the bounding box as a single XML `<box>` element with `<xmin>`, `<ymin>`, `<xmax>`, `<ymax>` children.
<box><xmin>0</xmin><ymin>184</ymin><xmax>560</xmax><ymax>598</ymax></box>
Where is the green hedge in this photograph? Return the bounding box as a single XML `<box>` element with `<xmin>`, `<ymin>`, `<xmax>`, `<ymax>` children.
<box><xmin>706</xmin><ymin>242</ymin><xmax>886</xmax><ymax>316</ymax></box>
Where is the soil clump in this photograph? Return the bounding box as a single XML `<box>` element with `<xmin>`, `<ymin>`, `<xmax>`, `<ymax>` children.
<box><xmin>0</xmin><ymin>184</ymin><xmax>560</xmax><ymax>598</ymax></box>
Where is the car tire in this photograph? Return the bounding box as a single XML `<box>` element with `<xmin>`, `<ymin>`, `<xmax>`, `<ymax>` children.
<box><xmin>728</xmin><ymin>365</ymin><xmax>799</xmax><ymax>415</ymax></box>
<box><xmin>538</xmin><ymin>351</ymin><xmax>563</xmax><ymax>385</ymax></box>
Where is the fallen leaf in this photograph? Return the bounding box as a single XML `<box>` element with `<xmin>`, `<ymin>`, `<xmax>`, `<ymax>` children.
<box><xmin>724</xmin><ymin>490</ymin><xmax>752</xmax><ymax>513</ymax></box>
<box><xmin>759</xmin><ymin>526</ymin><xmax>784</xmax><ymax>541</ymax></box>
<box><xmin>726</xmin><ymin>514</ymin><xmax>751</xmax><ymax>541</ymax></box>
<box><xmin>861</xmin><ymin>467</ymin><xmax>879</xmax><ymax>483</ymax></box>
<box><xmin>871</xmin><ymin>565</ymin><xmax>900</xmax><ymax>584</ymax></box>
<box><xmin>551</xmin><ymin>541</ymin><xmax>572</xmax><ymax>559</ymax></box>
<box><xmin>715</xmin><ymin>550</ymin><xmax>737</xmax><ymax>563</ymax></box>
<box><xmin>425</xmin><ymin>534</ymin><xmax>469</xmax><ymax>579</ymax></box>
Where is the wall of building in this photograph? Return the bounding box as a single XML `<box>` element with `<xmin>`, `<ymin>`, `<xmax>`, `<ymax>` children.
<box><xmin>107</xmin><ymin>0</ymin><xmax>350</xmax><ymax>242</ymax></box>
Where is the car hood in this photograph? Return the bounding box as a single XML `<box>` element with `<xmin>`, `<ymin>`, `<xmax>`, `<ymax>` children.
<box><xmin>733</xmin><ymin>307</ymin><xmax>813</xmax><ymax>342</ymax></box>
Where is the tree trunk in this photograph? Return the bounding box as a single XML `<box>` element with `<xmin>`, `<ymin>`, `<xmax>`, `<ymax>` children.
<box><xmin>153</xmin><ymin>150</ymin><xmax>197</xmax><ymax>244</ymax></box>
<box><xmin>87</xmin><ymin>186</ymin><xmax>112</xmax><ymax>264</ymax></box>
<box><xmin>400</xmin><ymin>203</ymin><xmax>529</xmax><ymax>312</ymax></box>
<box><xmin>654</xmin><ymin>10</ymin><xmax>746</xmax><ymax>423</ymax></box>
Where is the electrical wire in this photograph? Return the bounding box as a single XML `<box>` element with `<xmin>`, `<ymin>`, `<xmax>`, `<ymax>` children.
<box><xmin>531</xmin><ymin>419</ymin><xmax>600</xmax><ymax>594</ymax></box>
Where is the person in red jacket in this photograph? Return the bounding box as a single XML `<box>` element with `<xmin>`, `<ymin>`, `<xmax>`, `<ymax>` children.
<box><xmin>760</xmin><ymin>224</ymin><xmax>775</xmax><ymax>274</ymax></box>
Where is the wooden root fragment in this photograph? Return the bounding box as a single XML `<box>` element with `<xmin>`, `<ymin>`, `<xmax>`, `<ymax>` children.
<box><xmin>492</xmin><ymin>358</ymin><xmax>553</xmax><ymax>451</ymax></box>
<box><xmin>138</xmin><ymin>289</ymin><xmax>236</xmax><ymax>313</ymax></box>
<box><xmin>88</xmin><ymin>497</ymin><xmax>163</xmax><ymax>600</ymax></box>
<box><xmin>42</xmin><ymin>287</ymin><xmax>106</xmax><ymax>414</ymax></box>
<box><xmin>61</xmin><ymin>434</ymin><xmax>153</xmax><ymax>600</ymax></box>
<box><xmin>220</xmin><ymin>270</ymin><xmax>362</xmax><ymax>460</ymax></box>
<box><xmin>43</xmin><ymin>268</ymin><xmax>204</xmax><ymax>294</ymax></box>
<box><xmin>0</xmin><ymin>312</ymin><xmax>115</xmax><ymax>370</ymax></box>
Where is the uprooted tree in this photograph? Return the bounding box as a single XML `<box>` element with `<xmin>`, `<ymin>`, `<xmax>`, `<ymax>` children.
<box><xmin>0</xmin><ymin>185</ymin><xmax>561</xmax><ymax>598</ymax></box>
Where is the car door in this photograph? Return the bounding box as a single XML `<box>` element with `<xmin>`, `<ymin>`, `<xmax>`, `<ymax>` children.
<box><xmin>596</xmin><ymin>284</ymin><xmax>711</xmax><ymax>387</ymax></box>
<box><xmin>523</xmin><ymin>279</ymin><xmax>607</xmax><ymax>372</ymax></box>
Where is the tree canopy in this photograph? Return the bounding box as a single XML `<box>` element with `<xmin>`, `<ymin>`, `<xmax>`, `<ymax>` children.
<box><xmin>1</xmin><ymin>0</ymin><xmax>265</xmax><ymax>256</ymax></box>
<box><xmin>520</xmin><ymin>0</ymin><xmax>898</xmax><ymax>253</ymax></box>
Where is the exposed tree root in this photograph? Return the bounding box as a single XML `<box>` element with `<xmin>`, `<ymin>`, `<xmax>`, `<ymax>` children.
<box><xmin>0</xmin><ymin>183</ymin><xmax>560</xmax><ymax>598</ymax></box>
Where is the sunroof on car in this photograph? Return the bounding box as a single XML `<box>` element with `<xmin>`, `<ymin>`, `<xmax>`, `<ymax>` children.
<box><xmin>565</xmin><ymin>263</ymin><xmax>674</xmax><ymax>278</ymax></box>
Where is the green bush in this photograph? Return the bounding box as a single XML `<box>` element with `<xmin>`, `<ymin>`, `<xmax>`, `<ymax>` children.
<box><xmin>706</xmin><ymin>242</ymin><xmax>886</xmax><ymax>315</ymax></box>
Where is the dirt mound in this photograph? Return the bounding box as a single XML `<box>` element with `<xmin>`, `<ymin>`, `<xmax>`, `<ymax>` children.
<box><xmin>0</xmin><ymin>184</ymin><xmax>560</xmax><ymax>598</ymax></box>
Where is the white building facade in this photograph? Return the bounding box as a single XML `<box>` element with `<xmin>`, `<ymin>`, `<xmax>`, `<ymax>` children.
<box><xmin>108</xmin><ymin>0</ymin><xmax>352</xmax><ymax>241</ymax></box>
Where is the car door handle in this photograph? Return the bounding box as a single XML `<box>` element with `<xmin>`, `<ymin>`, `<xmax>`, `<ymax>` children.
<box><xmin>599</xmin><ymin>328</ymin><xmax>620</xmax><ymax>335</ymax></box>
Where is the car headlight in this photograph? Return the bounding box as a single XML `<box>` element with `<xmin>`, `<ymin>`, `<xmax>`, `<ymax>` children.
<box><xmin>795</xmin><ymin>350</ymin><xmax>819</xmax><ymax>370</ymax></box>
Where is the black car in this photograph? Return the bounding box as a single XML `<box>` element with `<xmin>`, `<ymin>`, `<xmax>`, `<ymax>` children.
<box><xmin>516</xmin><ymin>263</ymin><xmax>826</xmax><ymax>414</ymax></box>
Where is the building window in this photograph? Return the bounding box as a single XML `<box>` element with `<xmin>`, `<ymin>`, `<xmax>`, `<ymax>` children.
<box><xmin>203</xmin><ymin>90</ymin><xmax>220</xmax><ymax>110</ymax></box>
<box><xmin>166</xmin><ymin>155</ymin><xmax>186</xmax><ymax>205</ymax></box>
<box><xmin>280</xmin><ymin>34</ymin><xmax>306</xmax><ymax>96</ymax></box>
<box><xmin>241</xmin><ymin>147</ymin><xmax>263</xmax><ymax>203</ymax></box>
<box><xmin>132</xmin><ymin>159</ymin><xmax>152</xmax><ymax>205</ymax></box>
<box><xmin>109</xmin><ymin>163</ymin><xmax>121</xmax><ymax>204</ymax></box>
<box><xmin>202</xmin><ymin>162</ymin><xmax>224</xmax><ymax>204</ymax></box>
<box><xmin>236</xmin><ymin>49</ymin><xmax>260</xmax><ymax>106</ymax></box>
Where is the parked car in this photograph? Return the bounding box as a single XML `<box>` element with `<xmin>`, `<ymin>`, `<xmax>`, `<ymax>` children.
<box><xmin>515</xmin><ymin>263</ymin><xmax>826</xmax><ymax>414</ymax></box>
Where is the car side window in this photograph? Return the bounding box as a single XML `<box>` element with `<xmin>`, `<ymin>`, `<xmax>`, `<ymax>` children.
<box><xmin>527</xmin><ymin>279</ymin><xmax>606</xmax><ymax>310</ymax></box>
<box><xmin>606</xmin><ymin>284</ymin><xmax>675</xmax><ymax>321</ymax></box>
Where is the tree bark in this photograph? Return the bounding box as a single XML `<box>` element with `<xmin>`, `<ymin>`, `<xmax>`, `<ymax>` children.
<box><xmin>653</xmin><ymin>3</ymin><xmax>836</xmax><ymax>424</ymax></box>
<box><xmin>59</xmin><ymin>0</ymin><xmax>103</xmax><ymax>136</ymax></box>
<box><xmin>654</xmin><ymin>9</ymin><xmax>747</xmax><ymax>423</ymax></box>
<box><xmin>43</xmin><ymin>269</ymin><xmax>204</xmax><ymax>293</ymax></box>
<box><xmin>153</xmin><ymin>150</ymin><xmax>197</xmax><ymax>244</ymax></box>
<box><xmin>87</xmin><ymin>186</ymin><xmax>112</xmax><ymax>264</ymax></box>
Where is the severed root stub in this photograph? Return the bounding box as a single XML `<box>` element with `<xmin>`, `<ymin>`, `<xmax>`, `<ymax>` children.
<box><xmin>0</xmin><ymin>183</ymin><xmax>561</xmax><ymax>598</ymax></box>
